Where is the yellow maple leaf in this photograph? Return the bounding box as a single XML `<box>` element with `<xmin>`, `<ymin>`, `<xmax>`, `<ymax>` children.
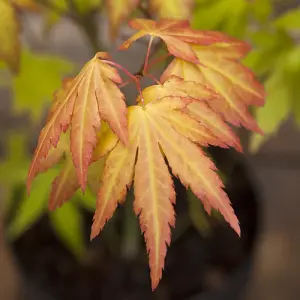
<box><xmin>0</xmin><ymin>0</ymin><xmax>20</xmax><ymax>72</ymax></box>
<box><xmin>27</xmin><ymin>52</ymin><xmax>128</xmax><ymax>193</ymax></box>
<box><xmin>91</xmin><ymin>82</ymin><xmax>240</xmax><ymax>290</ymax></box>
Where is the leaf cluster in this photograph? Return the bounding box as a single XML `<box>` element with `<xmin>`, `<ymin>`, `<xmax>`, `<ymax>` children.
<box><xmin>26</xmin><ymin>18</ymin><xmax>264</xmax><ymax>290</ymax></box>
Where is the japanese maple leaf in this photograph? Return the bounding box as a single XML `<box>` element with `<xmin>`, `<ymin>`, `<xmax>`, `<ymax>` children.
<box><xmin>120</xmin><ymin>18</ymin><xmax>247</xmax><ymax>64</ymax></box>
<box><xmin>91</xmin><ymin>83</ymin><xmax>240</xmax><ymax>290</ymax></box>
<box><xmin>27</xmin><ymin>52</ymin><xmax>128</xmax><ymax>193</ymax></box>
<box><xmin>161</xmin><ymin>44</ymin><xmax>265</xmax><ymax>133</ymax></box>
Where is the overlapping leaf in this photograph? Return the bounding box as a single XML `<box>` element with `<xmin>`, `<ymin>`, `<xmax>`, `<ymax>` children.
<box><xmin>120</xmin><ymin>18</ymin><xmax>246</xmax><ymax>64</ymax></box>
<box><xmin>26</xmin><ymin>17</ymin><xmax>265</xmax><ymax>292</ymax></box>
<box><xmin>161</xmin><ymin>43</ymin><xmax>265</xmax><ymax>133</ymax></box>
<box><xmin>27</xmin><ymin>52</ymin><xmax>128</xmax><ymax>193</ymax></box>
<box><xmin>91</xmin><ymin>82</ymin><xmax>240</xmax><ymax>290</ymax></box>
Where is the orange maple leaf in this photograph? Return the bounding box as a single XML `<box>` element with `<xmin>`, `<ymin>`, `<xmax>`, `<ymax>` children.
<box><xmin>161</xmin><ymin>44</ymin><xmax>265</xmax><ymax>133</ymax></box>
<box><xmin>120</xmin><ymin>18</ymin><xmax>247</xmax><ymax>64</ymax></box>
<box><xmin>91</xmin><ymin>81</ymin><xmax>240</xmax><ymax>290</ymax></box>
<box><xmin>27</xmin><ymin>52</ymin><xmax>128</xmax><ymax>193</ymax></box>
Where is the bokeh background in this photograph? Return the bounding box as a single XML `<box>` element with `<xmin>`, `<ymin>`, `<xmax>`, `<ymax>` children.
<box><xmin>1</xmin><ymin>0</ymin><xmax>300</xmax><ymax>299</ymax></box>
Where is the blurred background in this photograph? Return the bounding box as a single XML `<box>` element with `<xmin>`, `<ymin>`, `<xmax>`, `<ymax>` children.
<box><xmin>1</xmin><ymin>0</ymin><xmax>300</xmax><ymax>299</ymax></box>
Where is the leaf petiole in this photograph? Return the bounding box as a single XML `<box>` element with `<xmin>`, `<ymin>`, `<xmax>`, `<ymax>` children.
<box><xmin>102</xmin><ymin>59</ymin><xmax>145</xmax><ymax>102</ymax></box>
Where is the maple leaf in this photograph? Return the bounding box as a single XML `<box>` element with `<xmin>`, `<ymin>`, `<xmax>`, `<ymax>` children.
<box><xmin>27</xmin><ymin>52</ymin><xmax>128</xmax><ymax>193</ymax></box>
<box><xmin>0</xmin><ymin>0</ymin><xmax>20</xmax><ymax>72</ymax></box>
<box><xmin>161</xmin><ymin>43</ymin><xmax>265</xmax><ymax>133</ymax></box>
<box><xmin>120</xmin><ymin>18</ymin><xmax>246</xmax><ymax>64</ymax></box>
<box><xmin>46</xmin><ymin>125</ymin><xmax>118</xmax><ymax>210</ymax></box>
<box><xmin>91</xmin><ymin>84</ymin><xmax>240</xmax><ymax>290</ymax></box>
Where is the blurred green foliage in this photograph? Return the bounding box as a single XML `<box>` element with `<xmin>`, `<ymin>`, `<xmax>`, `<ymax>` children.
<box><xmin>1</xmin><ymin>0</ymin><xmax>300</xmax><ymax>259</ymax></box>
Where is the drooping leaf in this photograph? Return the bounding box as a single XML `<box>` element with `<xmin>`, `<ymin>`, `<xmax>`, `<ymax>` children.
<box><xmin>0</xmin><ymin>0</ymin><xmax>20</xmax><ymax>72</ymax></box>
<box><xmin>120</xmin><ymin>18</ymin><xmax>243</xmax><ymax>64</ymax></box>
<box><xmin>27</xmin><ymin>52</ymin><xmax>128</xmax><ymax>194</ymax></box>
<box><xmin>13</xmin><ymin>50</ymin><xmax>74</xmax><ymax>121</ymax></box>
<box><xmin>91</xmin><ymin>84</ymin><xmax>240</xmax><ymax>290</ymax></box>
<box><xmin>50</xmin><ymin>201</ymin><xmax>86</xmax><ymax>260</ymax></box>
<box><xmin>161</xmin><ymin>43</ymin><xmax>265</xmax><ymax>133</ymax></box>
<box><xmin>91</xmin><ymin>140</ymin><xmax>137</xmax><ymax>240</ymax></box>
<box><xmin>105</xmin><ymin>0</ymin><xmax>139</xmax><ymax>38</ymax></box>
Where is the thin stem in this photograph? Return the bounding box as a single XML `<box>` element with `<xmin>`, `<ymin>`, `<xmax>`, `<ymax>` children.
<box><xmin>143</xmin><ymin>36</ymin><xmax>154</xmax><ymax>74</ymax></box>
<box><xmin>145</xmin><ymin>73</ymin><xmax>161</xmax><ymax>85</ymax></box>
<box><xmin>103</xmin><ymin>60</ymin><xmax>144</xmax><ymax>102</ymax></box>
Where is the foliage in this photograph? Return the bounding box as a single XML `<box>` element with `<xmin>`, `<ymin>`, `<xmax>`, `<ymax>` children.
<box><xmin>24</xmin><ymin>17</ymin><xmax>264</xmax><ymax>289</ymax></box>
<box><xmin>1</xmin><ymin>0</ymin><xmax>300</xmax><ymax>291</ymax></box>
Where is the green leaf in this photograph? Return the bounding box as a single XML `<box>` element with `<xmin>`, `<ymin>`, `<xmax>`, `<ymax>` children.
<box><xmin>187</xmin><ymin>190</ymin><xmax>212</xmax><ymax>237</ymax></box>
<box><xmin>250</xmin><ymin>0</ymin><xmax>272</xmax><ymax>24</ymax></box>
<box><xmin>75</xmin><ymin>188</ymin><xmax>96</xmax><ymax>212</ymax></box>
<box><xmin>250</xmin><ymin>70</ymin><xmax>291</xmax><ymax>152</ymax></box>
<box><xmin>192</xmin><ymin>0</ymin><xmax>248</xmax><ymax>37</ymax></box>
<box><xmin>274</xmin><ymin>8</ymin><xmax>300</xmax><ymax>30</ymax></box>
<box><xmin>0</xmin><ymin>133</ymin><xmax>30</xmax><ymax>216</ymax></box>
<box><xmin>6</xmin><ymin>169</ymin><xmax>58</xmax><ymax>240</ymax></box>
<box><xmin>244</xmin><ymin>30</ymin><xmax>294</xmax><ymax>76</ymax></box>
<box><xmin>50</xmin><ymin>202</ymin><xmax>86</xmax><ymax>260</ymax></box>
<box><xmin>12</xmin><ymin>49</ymin><xmax>74</xmax><ymax>121</ymax></box>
